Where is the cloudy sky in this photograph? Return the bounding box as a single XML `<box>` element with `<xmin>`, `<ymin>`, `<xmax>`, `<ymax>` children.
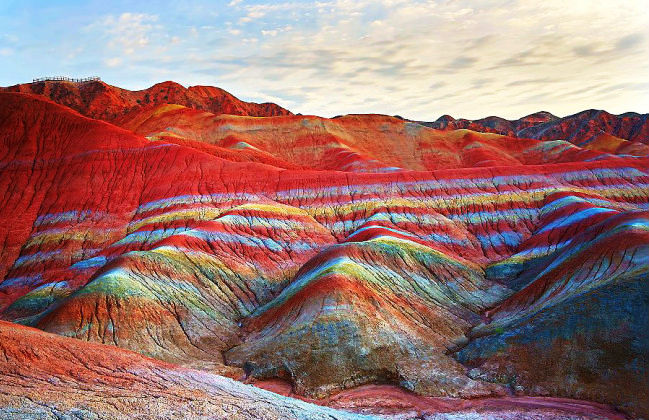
<box><xmin>1</xmin><ymin>0</ymin><xmax>647</xmax><ymax>120</ymax></box>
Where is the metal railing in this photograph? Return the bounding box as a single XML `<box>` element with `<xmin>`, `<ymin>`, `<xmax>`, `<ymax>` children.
<box><xmin>32</xmin><ymin>76</ymin><xmax>101</xmax><ymax>83</ymax></box>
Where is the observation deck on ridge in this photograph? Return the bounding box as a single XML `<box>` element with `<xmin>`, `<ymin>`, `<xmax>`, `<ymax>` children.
<box><xmin>33</xmin><ymin>76</ymin><xmax>101</xmax><ymax>83</ymax></box>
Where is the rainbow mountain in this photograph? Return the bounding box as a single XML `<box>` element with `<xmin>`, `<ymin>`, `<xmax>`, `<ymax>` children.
<box><xmin>0</xmin><ymin>80</ymin><xmax>647</xmax><ymax>419</ymax></box>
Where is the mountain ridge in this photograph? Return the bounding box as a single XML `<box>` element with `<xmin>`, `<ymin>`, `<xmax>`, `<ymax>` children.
<box><xmin>2</xmin><ymin>79</ymin><xmax>292</xmax><ymax>121</ymax></box>
<box><xmin>423</xmin><ymin>108</ymin><xmax>649</xmax><ymax>147</ymax></box>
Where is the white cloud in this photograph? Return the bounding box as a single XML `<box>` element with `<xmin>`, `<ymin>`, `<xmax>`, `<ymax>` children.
<box><xmin>205</xmin><ymin>0</ymin><xmax>649</xmax><ymax>119</ymax></box>
<box><xmin>104</xmin><ymin>57</ymin><xmax>122</xmax><ymax>67</ymax></box>
<box><xmin>65</xmin><ymin>1</ymin><xmax>649</xmax><ymax>119</ymax></box>
<box><xmin>92</xmin><ymin>12</ymin><xmax>159</xmax><ymax>55</ymax></box>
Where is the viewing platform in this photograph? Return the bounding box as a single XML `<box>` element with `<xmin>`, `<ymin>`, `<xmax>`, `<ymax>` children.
<box><xmin>32</xmin><ymin>76</ymin><xmax>101</xmax><ymax>83</ymax></box>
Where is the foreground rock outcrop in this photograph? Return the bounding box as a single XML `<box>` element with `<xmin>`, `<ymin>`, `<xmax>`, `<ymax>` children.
<box><xmin>0</xmin><ymin>321</ymin><xmax>628</xmax><ymax>419</ymax></box>
<box><xmin>0</xmin><ymin>320</ymin><xmax>367</xmax><ymax>419</ymax></box>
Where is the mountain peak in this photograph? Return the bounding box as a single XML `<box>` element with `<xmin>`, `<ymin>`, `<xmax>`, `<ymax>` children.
<box><xmin>1</xmin><ymin>79</ymin><xmax>292</xmax><ymax>121</ymax></box>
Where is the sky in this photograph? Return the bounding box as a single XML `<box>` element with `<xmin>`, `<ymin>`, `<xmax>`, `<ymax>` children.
<box><xmin>0</xmin><ymin>0</ymin><xmax>647</xmax><ymax>120</ymax></box>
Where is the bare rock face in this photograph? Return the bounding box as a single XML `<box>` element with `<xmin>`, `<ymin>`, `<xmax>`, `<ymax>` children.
<box><xmin>226</xmin><ymin>240</ymin><xmax>508</xmax><ymax>398</ymax></box>
<box><xmin>0</xmin><ymin>321</ymin><xmax>626</xmax><ymax>419</ymax></box>
<box><xmin>457</xmin><ymin>201</ymin><xmax>649</xmax><ymax>418</ymax></box>
<box><xmin>0</xmin><ymin>320</ymin><xmax>368</xmax><ymax>419</ymax></box>
<box><xmin>0</xmin><ymin>87</ymin><xmax>647</xmax><ymax>418</ymax></box>
<box><xmin>424</xmin><ymin>109</ymin><xmax>649</xmax><ymax>151</ymax></box>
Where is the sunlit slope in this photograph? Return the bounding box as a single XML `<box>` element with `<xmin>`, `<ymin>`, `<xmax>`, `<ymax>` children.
<box><xmin>115</xmin><ymin>104</ymin><xmax>636</xmax><ymax>172</ymax></box>
<box><xmin>2</xmin><ymin>80</ymin><xmax>292</xmax><ymax>121</ymax></box>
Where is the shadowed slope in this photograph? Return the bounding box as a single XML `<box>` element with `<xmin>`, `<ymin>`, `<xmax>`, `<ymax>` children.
<box><xmin>32</xmin><ymin>202</ymin><xmax>337</xmax><ymax>371</ymax></box>
<box><xmin>457</xmin><ymin>194</ymin><xmax>649</xmax><ymax>418</ymax></box>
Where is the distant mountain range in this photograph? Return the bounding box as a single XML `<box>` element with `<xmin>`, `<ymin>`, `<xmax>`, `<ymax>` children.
<box><xmin>3</xmin><ymin>80</ymin><xmax>648</xmax><ymax>150</ymax></box>
<box><xmin>422</xmin><ymin>109</ymin><xmax>649</xmax><ymax>149</ymax></box>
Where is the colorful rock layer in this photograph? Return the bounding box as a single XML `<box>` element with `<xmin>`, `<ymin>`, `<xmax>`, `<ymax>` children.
<box><xmin>0</xmin><ymin>321</ymin><xmax>626</xmax><ymax>419</ymax></box>
<box><xmin>0</xmin><ymin>320</ymin><xmax>369</xmax><ymax>419</ymax></box>
<box><xmin>0</xmin><ymin>83</ymin><xmax>647</xmax><ymax>418</ymax></box>
<box><xmin>2</xmin><ymin>80</ymin><xmax>292</xmax><ymax>121</ymax></box>
<box><xmin>425</xmin><ymin>110</ymin><xmax>649</xmax><ymax>154</ymax></box>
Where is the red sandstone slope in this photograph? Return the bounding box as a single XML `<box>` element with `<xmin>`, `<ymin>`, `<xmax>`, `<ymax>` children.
<box><xmin>0</xmin><ymin>91</ymin><xmax>286</xmax><ymax>293</ymax></box>
<box><xmin>114</xmin><ymin>103</ymin><xmax>637</xmax><ymax>172</ymax></box>
<box><xmin>0</xmin><ymin>320</ymin><xmax>366</xmax><ymax>419</ymax></box>
<box><xmin>2</xmin><ymin>79</ymin><xmax>292</xmax><ymax>121</ymax></box>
